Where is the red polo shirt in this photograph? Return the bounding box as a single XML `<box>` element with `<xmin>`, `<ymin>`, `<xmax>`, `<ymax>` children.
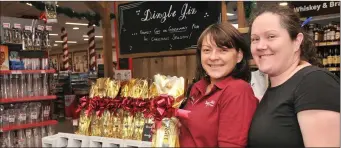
<box><xmin>179</xmin><ymin>76</ymin><xmax>258</xmax><ymax>147</ymax></box>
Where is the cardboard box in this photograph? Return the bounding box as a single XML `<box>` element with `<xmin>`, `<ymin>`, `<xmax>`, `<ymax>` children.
<box><xmin>0</xmin><ymin>45</ymin><xmax>9</xmax><ymax>70</ymax></box>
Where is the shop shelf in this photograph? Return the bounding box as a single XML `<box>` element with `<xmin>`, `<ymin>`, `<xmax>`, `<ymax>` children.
<box><xmin>315</xmin><ymin>41</ymin><xmax>340</xmax><ymax>47</ymax></box>
<box><xmin>0</xmin><ymin>120</ymin><xmax>58</xmax><ymax>132</ymax></box>
<box><xmin>0</xmin><ymin>69</ymin><xmax>56</xmax><ymax>74</ymax></box>
<box><xmin>0</xmin><ymin>95</ymin><xmax>57</xmax><ymax>104</ymax></box>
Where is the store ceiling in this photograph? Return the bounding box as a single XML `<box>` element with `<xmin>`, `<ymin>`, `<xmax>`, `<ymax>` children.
<box><xmin>0</xmin><ymin>1</ymin><xmax>281</xmax><ymax>51</ymax></box>
<box><xmin>0</xmin><ymin>1</ymin><xmax>116</xmax><ymax>51</ymax></box>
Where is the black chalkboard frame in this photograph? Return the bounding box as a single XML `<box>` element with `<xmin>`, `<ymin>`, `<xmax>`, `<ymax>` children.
<box><xmin>116</xmin><ymin>1</ymin><xmax>223</xmax><ymax>58</ymax></box>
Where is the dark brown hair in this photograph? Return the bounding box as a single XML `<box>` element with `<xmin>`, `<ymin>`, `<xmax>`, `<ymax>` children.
<box><xmin>248</xmin><ymin>4</ymin><xmax>321</xmax><ymax>66</ymax></box>
<box><xmin>195</xmin><ymin>22</ymin><xmax>251</xmax><ymax>82</ymax></box>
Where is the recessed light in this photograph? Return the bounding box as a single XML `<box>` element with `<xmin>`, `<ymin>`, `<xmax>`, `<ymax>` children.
<box><xmin>84</xmin><ymin>38</ymin><xmax>89</xmax><ymax>41</ymax></box>
<box><xmin>232</xmin><ymin>24</ymin><xmax>238</xmax><ymax>29</ymax></box>
<box><xmin>49</xmin><ymin>34</ymin><xmax>58</xmax><ymax>36</ymax></box>
<box><xmin>83</xmin><ymin>35</ymin><xmax>103</xmax><ymax>38</ymax></box>
<box><xmin>73</xmin><ymin>27</ymin><xmax>79</xmax><ymax>30</ymax></box>
<box><xmin>66</xmin><ymin>22</ymin><xmax>88</xmax><ymax>26</ymax></box>
<box><xmin>55</xmin><ymin>41</ymin><xmax>77</xmax><ymax>44</ymax></box>
<box><xmin>226</xmin><ymin>13</ymin><xmax>235</xmax><ymax>16</ymax></box>
<box><xmin>26</xmin><ymin>3</ymin><xmax>32</xmax><ymax>6</ymax></box>
<box><xmin>279</xmin><ymin>2</ymin><xmax>288</xmax><ymax>6</ymax></box>
<box><xmin>53</xmin><ymin>44</ymin><xmax>58</xmax><ymax>46</ymax></box>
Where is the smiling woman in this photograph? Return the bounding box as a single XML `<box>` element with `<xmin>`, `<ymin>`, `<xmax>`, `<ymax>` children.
<box><xmin>247</xmin><ymin>4</ymin><xmax>340</xmax><ymax>148</ymax></box>
<box><xmin>178</xmin><ymin>22</ymin><xmax>258</xmax><ymax>147</ymax></box>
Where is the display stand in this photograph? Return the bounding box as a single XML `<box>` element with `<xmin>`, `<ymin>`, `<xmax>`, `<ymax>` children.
<box><xmin>42</xmin><ymin>133</ymin><xmax>152</xmax><ymax>148</ymax></box>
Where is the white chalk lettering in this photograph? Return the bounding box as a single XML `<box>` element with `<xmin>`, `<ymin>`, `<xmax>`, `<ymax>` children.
<box><xmin>151</xmin><ymin>37</ymin><xmax>170</xmax><ymax>42</ymax></box>
<box><xmin>168</xmin><ymin>26</ymin><xmax>187</xmax><ymax>33</ymax></box>
<box><xmin>141</xmin><ymin>5</ymin><xmax>177</xmax><ymax>23</ymax></box>
<box><xmin>140</xmin><ymin>30</ymin><xmax>152</xmax><ymax>35</ymax></box>
<box><xmin>154</xmin><ymin>28</ymin><xmax>161</xmax><ymax>35</ymax></box>
<box><xmin>179</xmin><ymin>3</ymin><xmax>197</xmax><ymax>21</ymax></box>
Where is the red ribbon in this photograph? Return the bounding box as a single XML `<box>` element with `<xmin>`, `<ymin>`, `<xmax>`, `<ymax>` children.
<box><xmin>107</xmin><ymin>97</ymin><xmax>122</xmax><ymax>115</ymax></box>
<box><xmin>134</xmin><ymin>99</ymin><xmax>151</xmax><ymax>118</ymax></box>
<box><xmin>150</xmin><ymin>94</ymin><xmax>175</xmax><ymax>121</ymax></box>
<box><xmin>87</xmin><ymin>96</ymin><xmax>107</xmax><ymax>117</ymax></box>
<box><xmin>75</xmin><ymin>96</ymin><xmax>89</xmax><ymax>116</ymax></box>
<box><xmin>39</xmin><ymin>12</ymin><xmax>47</xmax><ymax>24</ymax></box>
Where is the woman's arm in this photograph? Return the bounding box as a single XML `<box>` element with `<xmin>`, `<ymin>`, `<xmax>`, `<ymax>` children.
<box><xmin>298</xmin><ymin>110</ymin><xmax>340</xmax><ymax>147</ymax></box>
<box><xmin>294</xmin><ymin>71</ymin><xmax>340</xmax><ymax>147</ymax></box>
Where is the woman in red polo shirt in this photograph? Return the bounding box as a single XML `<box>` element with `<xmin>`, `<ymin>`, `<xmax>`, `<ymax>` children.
<box><xmin>179</xmin><ymin>22</ymin><xmax>258</xmax><ymax>147</ymax></box>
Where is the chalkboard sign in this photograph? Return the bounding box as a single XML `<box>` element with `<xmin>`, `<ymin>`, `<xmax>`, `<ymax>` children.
<box><xmin>118</xmin><ymin>2</ymin><xmax>222</xmax><ymax>55</ymax></box>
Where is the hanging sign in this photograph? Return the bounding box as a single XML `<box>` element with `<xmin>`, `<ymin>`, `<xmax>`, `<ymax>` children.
<box><xmin>290</xmin><ymin>1</ymin><xmax>340</xmax><ymax>17</ymax></box>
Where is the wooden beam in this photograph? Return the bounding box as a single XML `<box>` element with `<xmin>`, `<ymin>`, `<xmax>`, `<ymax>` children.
<box><xmin>101</xmin><ymin>1</ymin><xmax>113</xmax><ymax>77</ymax></box>
<box><xmin>237</xmin><ymin>1</ymin><xmax>247</xmax><ymax>28</ymax></box>
<box><xmin>221</xmin><ymin>1</ymin><xmax>228</xmax><ymax>22</ymax></box>
<box><xmin>119</xmin><ymin>49</ymin><xmax>196</xmax><ymax>58</ymax></box>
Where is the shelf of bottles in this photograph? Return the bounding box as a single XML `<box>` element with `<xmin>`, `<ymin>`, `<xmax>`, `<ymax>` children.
<box><xmin>307</xmin><ymin>22</ymin><xmax>340</xmax><ymax>77</ymax></box>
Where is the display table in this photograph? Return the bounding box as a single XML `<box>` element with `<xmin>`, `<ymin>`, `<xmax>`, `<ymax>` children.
<box><xmin>42</xmin><ymin>133</ymin><xmax>152</xmax><ymax>147</ymax></box>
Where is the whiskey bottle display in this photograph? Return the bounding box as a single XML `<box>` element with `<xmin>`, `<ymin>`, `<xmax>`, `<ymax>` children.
<box><xmin>329</xmin><ymin>23</ymin><xmax>336</xmax><ymax>42</ymax></box>
<box><xmin>322</xmin><ymin>48</ymin><xmax>328</xmax><ymax>67</ymax></box>
<box><xmin>334</xmin><ymin>48</ymin><xmax>340</xmax><ymax>68</ymax></box>
<box><xmin>335</xmin><ymin>24</ymin><xmax>340</xmax><ymax>41</ymax></box>
<box><xmin>328</xmin><ymin>48</ymin><xmax>334</xmax><ymax>68</ymax></box>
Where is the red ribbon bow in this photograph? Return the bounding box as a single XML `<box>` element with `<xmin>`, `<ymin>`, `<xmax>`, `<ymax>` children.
<box><xmin>75</xmin><ymin>96</ymin><xmax>89</xmax><ymax>116</ymax></box>
<box><xmin>150</xmin><ymin>94</ymin><xmax>175</xmax><ymax>121</ymax></box>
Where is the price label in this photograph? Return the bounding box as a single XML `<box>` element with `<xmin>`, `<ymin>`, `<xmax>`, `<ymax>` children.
<box><xmin>31</xmin><ymin>112</ymin><xmax>38</xmax><ymax>119</ymax></box>
<box><xmin>2</xmin><ymin>23</ymin><xmax>10</xmax><ymax>28</ymax></box>
<box><xmin>43</xmin><ymin>110</ymin><xmax>49</xmax><ymax>117</ymax></box>
<box><xmin>14</xmin><ymin>23</ymin><xmax>21</xmax><ymax>29</ymax></box>
<box><xmin>25</xmin><ymin>26</ymin><xmax>32</xmax><ymax>31</ymax></box>
<box><xmin>26</xmin><ymin>129</ymin><xmax>32</xmax><ymax>136</ymax></box>
<box><xmin>19</xmin><ymin>113</ymin><xmax>27</xmax><ymax>121</ymax></box>
<box><xmin>46</xmin><ymin>26</ymin><xmax>52</xmax><ymax>31</ymax></box>
<box><xmin>38</xmin><ymin>25</ymin><xmax>44</xmax><ymax>31</ymax></box>
<box><xmin>73</xmin><ymin>119</ymin><xmax>78</xmax><ymax>126</ymax></box>
<box><xmin>8</xmin><ymin>115</ymin><xmax>15</xmax><ymax>123</ymax></box>
<box><xmin>11</xmin><ymin>71</ymin><xmax>23</xmax><ymax>74</ymax></box>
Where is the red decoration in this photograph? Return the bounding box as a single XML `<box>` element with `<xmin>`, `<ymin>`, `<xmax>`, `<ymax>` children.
<box><xmin>75</xmin><ymin>96</ymin><xmax>89</xmax><ymax>116</ymax></box>
<box><xmin>39</xmin><ymin>12</ymin><xmax>47</xmax><ymax>23</ymax></box>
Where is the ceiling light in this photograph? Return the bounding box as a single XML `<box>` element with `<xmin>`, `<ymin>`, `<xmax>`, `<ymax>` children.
<box><xmin>232</xmin><ymin>24</ymin><xmax>238</xmax><ymax>29</ymax></box>
<box><xmin>49</xmin><ymin>33</ymin><xmax>58</xmax><ymax>36</ymax></box>
<box><xmin>55</xmin><ymin>41</ymin><xmax>77</xmax><ymax>44</ymax></box>
<box><xmin>65</xmin><ymin>22</ymin><xmax>88</xmax><ymax>26</ymax></box>
<box><xmin>83</xmin><ymin>35</ymin><xmax>103</xmax><ymax>38</ymax></box>
<box><xmin>279</xmin><ymin>2</ymin><xmax>288</xmax><ymax>6</ymax></box>
<box><xmin>226</xmin><ymin>13</ymin><xmax>235</xmax><ymax>16</ymax></box>
<box><xmin>73</xmin><ymin>27</ymin><xmax>79</xmax><ymax>30</ymax></box>
<box><xmin>53</xmin><ymin>44</ymin><xmax>58</xmax><ymax>46</ymax></box>
<box><xmin>26</xmin><ymin>3</ymin><xmax>32</xmax><ymax>6</ymax></box>
<box><xmin>84</xmin><ymin>38</ymin><xmax>89</xmax><ymax>41</ymax></box>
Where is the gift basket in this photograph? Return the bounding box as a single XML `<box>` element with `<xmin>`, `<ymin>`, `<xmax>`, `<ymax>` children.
<box><xmin>75</xmin><ymin>74</ymin><xmax>190</xmax><ymax>147</ymax></box>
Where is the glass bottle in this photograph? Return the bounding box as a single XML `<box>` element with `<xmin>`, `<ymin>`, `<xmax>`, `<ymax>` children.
<box><xmin>335</xmin><ymin>24</ymin><xmax>340</xmax><ymax>41</ymax></box>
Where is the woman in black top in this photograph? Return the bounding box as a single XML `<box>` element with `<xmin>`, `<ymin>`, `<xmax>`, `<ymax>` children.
<box><xmin>248</xmin><ymin>4</ymin><xmax>340</xmax><ymax>147</ymax></box>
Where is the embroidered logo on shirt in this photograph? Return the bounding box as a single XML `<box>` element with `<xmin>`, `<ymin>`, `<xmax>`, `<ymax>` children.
<box><xmin>205</xmin><ymin>100</ymin><xmax>215</xmax><ymax>107</ymax></box>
